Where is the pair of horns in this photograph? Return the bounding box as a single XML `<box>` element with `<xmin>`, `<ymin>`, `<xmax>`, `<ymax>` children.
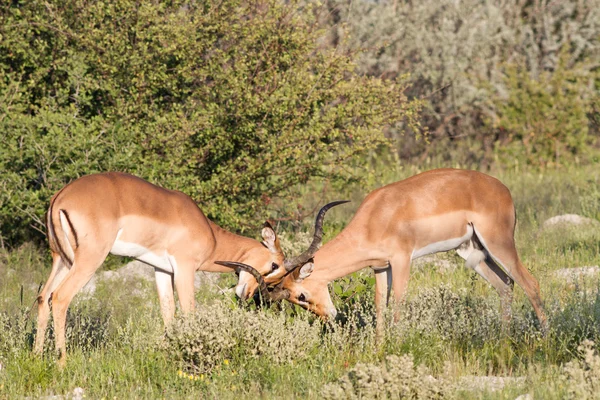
<box><xmin>215</xmin><ymin>200</ymin><xmax>349</xmax><ymax>301</ymax></box>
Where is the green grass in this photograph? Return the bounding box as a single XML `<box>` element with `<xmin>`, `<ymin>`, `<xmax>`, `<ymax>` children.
<box><xmin>1</xmin><ymin>162</ymin><xmax>600</xmax><ymax>398</ymax></box>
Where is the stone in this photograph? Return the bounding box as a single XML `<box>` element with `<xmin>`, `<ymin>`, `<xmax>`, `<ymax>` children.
<box><xmin>554</xmin><ymin>266</ymin><xmax>599</xmax><ymax>282</ymax></box>
<box><xmin>542</xmin><ymin>214</ymin><xmax>599</xmax><ymax>229</ymax></box>
<box><xmin>515</xmin><ymin>394</ymin><xmax>532</xmax><ymax>400</ymax></box>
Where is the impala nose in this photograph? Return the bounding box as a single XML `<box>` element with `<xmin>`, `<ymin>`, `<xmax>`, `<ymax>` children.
<box><xmin>235</xmin><ymin>282</ymin><xmax>248</xmax><ymax>300</ymax></box>
<box><xmin>328</xmin><ymin>307</ymin><xmax>338</xmax><ymax>320</ymax></box>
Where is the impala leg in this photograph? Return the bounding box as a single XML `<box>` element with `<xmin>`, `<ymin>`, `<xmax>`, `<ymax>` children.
<box><xmin>478</xmin><ymin>258</ymin><xmax>514</xmax><ymax>327</ymax></box>
<box><xmin>155</xmin><ymin>269</ymin><xmax>175</xmax><ymax>325</ymax></box>
<box><xmin>475</xmin><ymin>228</ymin><xmax>548</xmax><ymax>332</ymax></box>
<box><xmin>51</xmin><ymin>254</ymin><xmax>103</xmax><ymax>366</ymax></box>
<box><xmin>374</xmin><ymin>266</ymin><xmax>392</xmax><ymax>339</ymax></box>
<box><xmin>35</xmin><ymin>252</ymin><xmax>69</xmax><ymax>354</ymax></box>
<box><xmin>389</xmin><ymin>254</ymin><xmax>411</xmax><ymax>323</ymax></box>
<box><xmin>173</xmin><ymin>263</ymin><xmax>195</xmax><ymax>315</ymax></box>
<box><xmin>505</xmin><ymin>258</ymin><xmax>547</xmax><ymax>332</ymax></box>
<box><xmin>458</xmin><ymin>246</ymin><xmax>515</xmax><ymax>327</ymax></box>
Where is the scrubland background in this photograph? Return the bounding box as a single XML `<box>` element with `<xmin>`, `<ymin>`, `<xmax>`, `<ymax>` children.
<box><xmin>1</xmin><ymin>0</ymin><xmax>600</xmax><ymax>398</ymax></box>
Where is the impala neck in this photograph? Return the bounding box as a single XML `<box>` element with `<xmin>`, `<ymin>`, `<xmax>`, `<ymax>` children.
<box><xmin>310</xmin><ymin>227</ymin><xmax>380</xmax><ymax>282</ymax></box>
<box><xmin>202</xmin><ymin>221</ymin><xmax>266</xmax><ymax>272</ymax></box>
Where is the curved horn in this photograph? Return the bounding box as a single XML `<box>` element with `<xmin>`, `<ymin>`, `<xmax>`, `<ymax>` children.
<box><xmin>284</xmin><ymin>200</ymin><xmax>349</xmax><ymax>271</ymax></box>
<box><xmin>214</xmin><ymin>261</ymin><xmax>271</xmax><ymax>301</ymax></box>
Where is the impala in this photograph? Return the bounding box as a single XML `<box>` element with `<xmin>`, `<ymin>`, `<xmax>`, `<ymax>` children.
<box><xmin>218</xmin><ymin>169</ymin><xmax>548</xmax><ymax>332</ymax></box>
<box><xmin>35</xmin><ymin>172</ymin><xmax>336</xmax><ymax>364</ymax></box>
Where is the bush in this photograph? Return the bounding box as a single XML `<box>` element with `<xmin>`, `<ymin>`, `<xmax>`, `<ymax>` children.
<box><xmin>163</xmin><ymin>301</ymin><xmax>321</xmax><ymax>373</ymax></box>
<box><xmin>319</xmin><ymin>0</ymin><xmax>600</xmax><ymax>164</ymax></box>
<box><xmin>321</xmin><ymin>354</ymin><xmax>448</xmax><ymax>399</ymax></box>
<box><xmin>0</xmin><ymin>0</ymin><xmax>419</xmax><ymax>246</ymax></box>
<box><xmin>549</xmin><ymin>288</ymin><xmax>600</xmax><ymax>361</ymax></box>
<box><xmin>561</xmin><ymin>340</ymin><xmax>600</xmax><ymax>400</ymax></box>
<box><xmin>488</xmin><ymin>49</ymin><xmax>595</xmax><ymax>166</ymax></box>
<box><xmin>396</xmin><ymin>284</ymin><xmax>502</xmax><ymax>346</ymax></box>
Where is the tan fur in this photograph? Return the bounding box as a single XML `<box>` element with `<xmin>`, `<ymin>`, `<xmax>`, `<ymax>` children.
<box><xmin>35</xmin><ymin>172</ymin><xmax>288</xmax><ymax>365</ymax></box>
<box><xmin>278</xmin><ymin>169</ymin><xmax>548</xmax><ymax>333</ymax></box>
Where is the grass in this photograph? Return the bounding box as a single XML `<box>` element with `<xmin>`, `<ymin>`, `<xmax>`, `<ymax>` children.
<box><xmin>1</xmin><ymin>161</ymin><xmax>600</xmax><ymax>398</ymax></box>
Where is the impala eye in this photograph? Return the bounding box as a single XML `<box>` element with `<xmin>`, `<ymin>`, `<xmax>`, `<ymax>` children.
<box><xmin>298</xmin><ymin>293</ymin><xmax>306</xmax><ymax>303</ymax></box>
<box><xmin>271</xmin><ymin>263</ymin><xmax>279</xmax><ymax>271</ymax></box>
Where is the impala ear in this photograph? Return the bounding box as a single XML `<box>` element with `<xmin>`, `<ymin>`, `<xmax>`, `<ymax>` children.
<box><xmin>296</xmin><ymin>262</ymin><xmax>314</xmax><ymax>282</ymax></box>
<box><xmin>261</xmin><ymin>221</ymin><xmax>281</xmax><ymax>254</ymax></box>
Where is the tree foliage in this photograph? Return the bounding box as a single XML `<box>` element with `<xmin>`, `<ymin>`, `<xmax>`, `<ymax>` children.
<box><xmin>489</xmin><ymin>49</ymin><xmax>594</xmax><ymax>166</ymax></box>
<box><xmin>0</xmin><ymin>0</ymin><xmax>419</xmax><ymax>246</ymax></box>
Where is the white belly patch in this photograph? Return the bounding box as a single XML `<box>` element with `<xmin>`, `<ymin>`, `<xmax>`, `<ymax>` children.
<box><xmin>411</xmin><ymin>224</ymin><xmax>474</xmax><ymax>260</ymax></box>
<box><xmin>110</xmin><ymin>229</ymin><xmax>175</xmax><ymax>273</ymax></box>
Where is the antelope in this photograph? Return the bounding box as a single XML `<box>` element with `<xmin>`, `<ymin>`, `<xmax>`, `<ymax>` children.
<box><xmin>218</xmin><ymin>169</ymin><xmax>548</xmax><ymax>333</ymax></box>
<box><xmin>35</xmin><ymin>172</ymin><xmax>338</xmax><ymax>364</ymax></box>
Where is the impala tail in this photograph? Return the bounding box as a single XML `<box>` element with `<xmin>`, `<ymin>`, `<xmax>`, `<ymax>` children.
<box><xmin>46</xmin><ymin>204</ymin><xmax>76</xmax><ymax>268</ymax></box>
<box><xmin>465</xmin><ymin>223</ymin><xmax>486</xmax><ymax>270</ymax></box>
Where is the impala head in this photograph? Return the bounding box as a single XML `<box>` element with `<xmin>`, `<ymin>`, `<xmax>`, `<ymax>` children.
<box><xmin>274</xmin><ymin>261</ymin><xmax>337</xmax><ymax>319</ymax></box>
<box><xmin>216</xmin><ymin>200</ymin><xmax>348</xmax><ymax>312</ymax></box>
<box><xmin>233</xmin><ymin>221</ymin><xmax>287</xmax><ymax>300</ymax></box>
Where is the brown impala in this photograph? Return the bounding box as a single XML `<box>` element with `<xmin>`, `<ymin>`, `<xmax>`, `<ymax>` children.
<box><xmin>218</xmin><ymin>169</ymin><xmax>548</xmax><ymax>333</ymax></box>
<box><xmin>36</xmin><ymin>172</ymin><xmax>342</xmax><ymax>365</ymax></box>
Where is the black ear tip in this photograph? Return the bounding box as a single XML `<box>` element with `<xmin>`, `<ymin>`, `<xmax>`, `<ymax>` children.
<box><xmin>263</xmin><ymin>221</ymin><xmax>274</xmax><ymax>230</ymax></box>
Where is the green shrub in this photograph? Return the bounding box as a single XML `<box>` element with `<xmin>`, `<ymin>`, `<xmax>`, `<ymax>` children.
<box><xmin>163</xmin><ymin>301</ymin><xmax>321</xmax><ymax>373</ymax></box>
<box><xmin>549</xmin><ymin>289</ymin><xmax>600</xmax><ymax>361</ymax></box>
<box><xmin>395</xmin><ymin>284</ymin><xmax>502</xmax><ymax>346</ymax></box>
<box><xmin>0</xmin><ymin>0</ymin><xmax>419</xmax><ymax>246</ymax></box>
<box><xmin>489</xmin><ymin>49</ymin><xmax>595</xmax><ymax>166</ymax></box>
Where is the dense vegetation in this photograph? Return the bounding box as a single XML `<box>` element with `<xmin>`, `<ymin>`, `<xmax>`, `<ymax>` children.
<box><xmin>321</xmin><ymin>0</ymin><xmax>600</xmax><ymax>165</ymax></box>
<box><xmin>0</xmin><ymin>0</ymin><xmax>419</xmax><ymax>245</ymax></box>
<box><xmin>1</xmin><ymin>0</ymin><xmax>599</xmax><ymax>245</ymax></box>
<box><xmin>1</xmin><ymin>0</ymin><xmax>600</xmax><ymax>398</ymax></box>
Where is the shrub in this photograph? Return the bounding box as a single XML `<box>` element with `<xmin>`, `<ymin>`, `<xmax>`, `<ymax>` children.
<box><xmin>549</xmin><ymin>288</ymin><xmax>600</xmax><ymax>361</ymax></box>
<box><xmin>396</xmin><ymin>284</ymin><xmax>502</xmax><ymax>346</ymax></box>
<box><xmin>560</xmin><ymin>340</ymin><xmax>600</xmax><ymax>400</ymax></box>
<box><xmin>164</xmin><ymin>304</ymin><xmax>237</xmax><ymax>374</ymax></box>
<box><xmin>321</xmin><ymin>354</ymin><xmax>448</xmax><ymax>399</ymax></box>
<box><xmin>0</xmin><ymin>0</ymin><xmax>419</xmax><ymax>246</ymax></box>
<box><xmin>163</xmin><ymin>301</ymin><xmax>321</xmax><ymax>373</ymax></box>
<box><xmin>488</xmin><ymin>49</ymin><xmax>595</xmax><ymax>166</ymax></box>
<box><xmin>319</xmin><ymin>0</ymin><xmax>600</xmax><ymax>164</ymax></box>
